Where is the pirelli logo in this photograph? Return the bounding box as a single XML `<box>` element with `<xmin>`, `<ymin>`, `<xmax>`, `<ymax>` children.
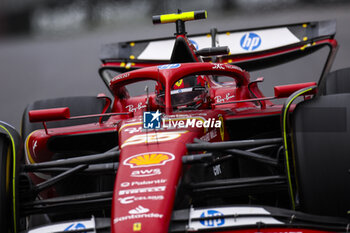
<box><xmin>119</xmin><ymin>186</ymin><xmax>166</xmax><ymax>195</ymax></box>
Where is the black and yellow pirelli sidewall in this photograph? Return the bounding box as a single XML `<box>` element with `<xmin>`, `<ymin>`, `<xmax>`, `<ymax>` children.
<box><xmin>0</xmin><ymin>122</ymin><xmax>22</xmax><ymax>233</ymax></box>
<box><xmin>281</xmin><ymin>86</ymin><xmax>316</xmax><ymax>210</ymax></box>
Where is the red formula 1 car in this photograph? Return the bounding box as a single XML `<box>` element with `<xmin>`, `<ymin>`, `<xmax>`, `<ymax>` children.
<box><xmin>1</xmin><ymin>10</ymin><xmax>350</xmax><ymax>233</ymax></box>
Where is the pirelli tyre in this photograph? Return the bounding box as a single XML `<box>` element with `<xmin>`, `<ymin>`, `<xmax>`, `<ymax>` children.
<box><xmin>0</xmin><ymin>122</ymin><xmax>22</xmax><ymax>233</ymax></box>
<box><xmin>0</xmin><ymin>134</ymin><xmax>12</xmax><ymax>232</ymax></box>
<box><xmin>322</xmin><ymin>67</ymin><xmax>350</xmax><ymax>95</ymax></box>
<box><xmin>21</xmin><ymin>96</ymin><xmax>110</xmax><ymax>140</ymax></box>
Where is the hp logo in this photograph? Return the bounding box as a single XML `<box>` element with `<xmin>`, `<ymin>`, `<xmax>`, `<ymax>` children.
<box><xmin>157</xmin><ymin>64</ymin><xmax>181</xmax><ymax>70</ymax></box>
<box><xmin>64</xmin><ymin>223</ymin><xmax>86</xmax><ymax>232</ymax></box>
<box><xmin>199</xmin><ymin>210</ymin><xmax>225</xmax><ymax>227</ymax></box>
<box><xmin>189</xmin><ymin>39</ymin><xmax>199</xmax><ymax>50</ymax></box>
<box><xmin>240</xmin><ymin>32</ymin><xmax>261</xmax><ymax>51</ymax></box>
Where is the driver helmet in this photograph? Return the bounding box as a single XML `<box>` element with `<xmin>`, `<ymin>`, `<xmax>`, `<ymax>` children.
<box><xmin>156</xmin><ymin>74</ymin><xmax>209</xmax><ymax>109</ymax></box>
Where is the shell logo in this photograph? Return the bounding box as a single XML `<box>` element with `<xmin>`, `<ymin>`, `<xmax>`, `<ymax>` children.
<box><xmin>123</xmin><ymin>152</ymin><xmax>175</xmax><ymax>168</ymax></box>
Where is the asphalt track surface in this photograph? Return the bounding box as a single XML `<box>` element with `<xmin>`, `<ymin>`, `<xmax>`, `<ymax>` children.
<box><xmin>1</xmin><ymin>3</ymin><xmax>350</xmax><ymax>131</ymax></box>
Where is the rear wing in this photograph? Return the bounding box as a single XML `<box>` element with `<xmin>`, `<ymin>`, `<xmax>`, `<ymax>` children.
<box><xmin>100</xmin><ymin>20</ymin><xmax>336</xmax><ymax>70</ymax></box>
<box><xmin>100</xmin><ymin>20</ymin><xmax>337</xmax><ymax>93</ymax></box>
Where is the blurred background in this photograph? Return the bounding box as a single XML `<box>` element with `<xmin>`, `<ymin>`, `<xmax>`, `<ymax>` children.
<box><xmin>1</xmin><ymin>0</ymin><xmax>350</xmax><ymax>130</ymax></box>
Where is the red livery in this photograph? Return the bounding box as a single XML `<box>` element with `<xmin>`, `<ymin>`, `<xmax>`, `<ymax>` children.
<box><xmin>0</xmin><ymin>10</ymin><xmax>349</xmax><ymax>233</ymax></box>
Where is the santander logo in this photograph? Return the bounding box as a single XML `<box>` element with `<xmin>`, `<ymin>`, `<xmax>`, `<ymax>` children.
<box><xmin>128</xmin><ymin>205</ymin><xmax>149</xmax><ymax>214</ymax></box>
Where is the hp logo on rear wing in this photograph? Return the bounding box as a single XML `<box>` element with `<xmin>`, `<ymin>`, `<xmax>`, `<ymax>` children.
<box><xmin>240</xmin><ymin>32</ymin><xmax>261</xmax><ymax>51</ymax></box>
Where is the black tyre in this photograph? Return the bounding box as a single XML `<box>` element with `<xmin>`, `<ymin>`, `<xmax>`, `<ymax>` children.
<box><xmin>21</xmin><ymin>96</ymin><xmax>110</xmax><ymax>140</ymax></box>
<box><xmin>0</xmin><ymin>134</ymin><xmax>13</xmax><ymax>232</ymax></box>
<box><xmin>292</xmin><ymin>93</ymin><xmax>350</xmax><ymax>217</ymax></box>
<box><xmin>323</xmin><ymin>67</ymin><xmax>350</xmax><ymax>95</ymax></box>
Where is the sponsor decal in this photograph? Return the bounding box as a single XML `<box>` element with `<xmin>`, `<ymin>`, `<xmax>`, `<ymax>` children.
<box><xmin>32</xmin><ymin>140</ymin><xmax>38</xmax><ymax>154</ymax></box>
<box><xmin>112</xmin><ymin>73</ymin><xmax>130</xmax><ymax>82</ymax></box>
<box><xmin>131</xmin><ymin>169</ymin><xmax>161</xmax><ymax>177</ymax></box>
<box><xmin>189</xmin><ymin>39</ymin><xmax>199</xmax><ymax>50</ymax></box>
<box><xmin>133</xmin><ymin>222</ymin><xmax>142</xmax><ymax>231</ymax></box>
<box><xmin>114</xmin><ymin>212</ymin><xmax>163</xmax><ymax>224</ymax></box>
<box><xmin>214</xmin><ymin>93</ymin><xmax>235</xmax><ymax>103</ymax></box>
<box><xmin>212</xmin><ymin>64</ymin><xmax>225</xmax><ymax>70</ymax></box>
<box><xmin>64</xmin><ymin>223</ymin><xmax>86</xmax><ymax>232</ymax></box>
<box><xmin>121</xmin><ymin>179</ymin><xmax>167</xmax><ymax>187</ymax></box>
<box><xmin>240</xmin><ymin>32</ymin><xmax>261</xmax><ymax>51</ymax></box>
<box><xmin>167</xmin><ymin>113</ymin><xmax>207</xmax><ymax>117</ymax></box>
<box><xmin>189</xmin><ymin>207</ymin><xmax>283</xmax><ymax>230</ymax></box>
<box><xmin>174</xmin><ymin>79</ymin><xmax>184</xmax><ymax>88</ymax></box>
<box><xmin>199</xmin><ymin>210</ymin><xmax>225</xmax><ymax>227</ymax></box>
<box><xmin>127</xmin><ymin>119</ymin><xmax>139</xmax><ymax>123</ymax></box>
<box><xmin>124</xmin><ymin>152</ymin><xmax>174</xmax><ymax>168</ymax></box>
<box><xmin>118</xmin><ymin>195</ymin><xmax>164</xmax><ymax>204</ymax></box>
<box><xmin>119</xmin><ymin>186</ymin><xmax>166</xmax><ymax>195</ymax></box>
<box><xmin>235</xmin><ymin>107</ymin><xmax>258</xmax><ymax>112</ymax></box>
<box><xmin>28</xmin><ymin>219</ymin><xmax>94</xmax><ymax>233</ymax></box>
<box><xmin>213</xmin><ymin>164</ymin><xmax>222</xmax><ymax>176</ymax></box>
<box><xmin>121</xmin><ymin>182</ymin><xmax>130</xmax><ymax>188</ymax></box>
<box><xmin>143</xmin><ymin>110</ymin><xmax>162</xmax><ymax>129</ymax></box>
<box><xmin>125</xmin><ymin>127</ymin><xmax>143</xmax><ymax>134</ymax></box>
<box><xmin>126</xmin><ymin>103</ymin><xmax>146</xmax><ymax>113</ymax></box>
<box><xmin>25</xmin><ymin>134</ymin><xmax>51</xmax><ymax>180</ymax></box>
<box><xmin>129</xmin><ymin>205</ymin><xmax>149</xmax><ymax>214</ymax></box>
<box><xmin>121</xmin><ymin>131</ymin><xmax>187</xmax><ymax>148</ymax></box>
<box><xmin>200</xmin><ymin>129</ymin><xmax>218</xmax><ymax>142</ymax></box>
<box><xmin>157</xmin><ymin>64</ymin><xmax>181</xmax><ymax>69</ymax></box>
<box><xmin>225</xmin><ymin>64</ymin><xmax>243</xmax><ymax>71</ymax></box>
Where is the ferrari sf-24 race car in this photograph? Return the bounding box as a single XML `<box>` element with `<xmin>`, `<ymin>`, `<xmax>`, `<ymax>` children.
<box><xmin>1</xmin><ymin>10</ymin><xmax>350</xmax><ymax>233</ymax></box>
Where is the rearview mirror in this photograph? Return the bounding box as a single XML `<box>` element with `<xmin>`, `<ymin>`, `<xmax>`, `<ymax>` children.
<box><xmin>29</xmin><ymin>107</ymin><xmax>70</xmax><ymax>123</ymax></box>
<box><xmin>274</xmin><ymin>82</ymin><xmax>317</xmax><ymax>98</ymax></box>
